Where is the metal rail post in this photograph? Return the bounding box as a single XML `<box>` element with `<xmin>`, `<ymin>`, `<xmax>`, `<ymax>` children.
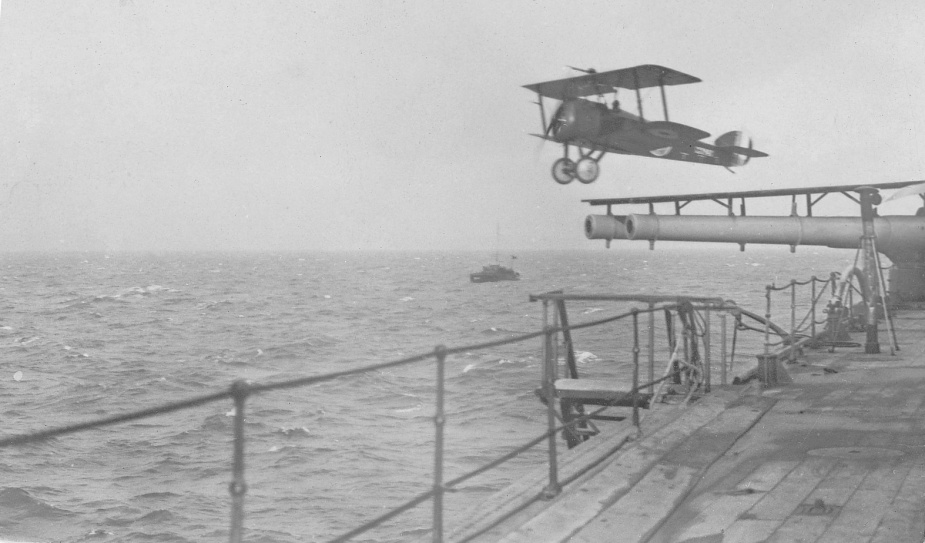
<box><xmin>541</xmin><ymin>300</ymin><xmax>560</xmax><ymax>499</ymax></box>
<box><xmin>720</xmin><ymin>313</ymin><xmax>727</xmax><ymax>385</ymax></box>
<box><xmin>647</xmin><ymin>302</ymin><xmax>655</xmax><ymax>394</ymax></box>
<box><xmin>790</xmin><ymin>280</ymin><xmax>797</xmax><ymax>362</ymax></box>
<box><xmin>432</xmin><ymin>346</ymin><xmax>447</xmax><ymax>543</ymax></box>
<box><xmin>859</xmin><ymin>188</ymin><xmax>881</xmax><ymax>354</ymax></box>
<box><xmin>540</xmin><ymin>300</ymin><xmax>549</xmax><ymax>389</ymax></box>
<box><xmin>552</xmin><ymin>305</ymin><xmax>560</xmax><ymax>377</ymax></box>
<box><xmin>631</xmin><ymin>310</ymin><xmax>640</xmax><ymax>427</ymax></box>
<box><xmin>682</xmin><ymin>316</ymin><xmax>690</xmax><ymax>386</ymax></box>
<box><xmin>763</xmin><ymin>286</ymin><xmax>771</xmax><ymax>389</ymax></box>
<box><xmin>811</xmin><ymin>276</ymin><xmax>817</xmax><ymax>339</ymax></box>
<box><xmin>703</xmin><ymin>307</ymin><xmax>711</xmax><ymax>393</ymax></box>
<box><xmin>229</xmin><ymin>380</ymin><xmax>249</xmax><ymax>543</ymax></box>
<box><xmin>667</xmin><ymin>311</ymin><xmax>680</xmax><ymax>385</ymax></box>
<box><xmin>871</xmin><ymin>238</ymin><xmax>899</xmax><ymax>354</ymax></box>
<box><xmin>848</xmin><ymin>281</ymin><xmax>854</xmax><ymax>322</ymax></box>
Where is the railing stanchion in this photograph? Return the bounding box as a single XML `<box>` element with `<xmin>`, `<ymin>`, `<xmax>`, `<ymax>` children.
<box><xmin>541</xmin><ymin>300</ymin><xmax>561</xmax><ymax>498</ymax></box>
<box><xmin>811</xmin><ymin>276</ymin><xmax>817</xmax><ymax>340</ymax></box>
<box><xmin>720</xmin><ymin>312</ymin><xmax>727</xmax><ymax>385</ymax></box>
<box><xmin>647</xmin><ymin>302</ymin><xmax>655</xmax><ymax>394</ymax></box>
<box><xmin>667</xmin><ymin>311</ymin><xmax>680</xmax><ymax>384</ymax></box>
<box><xmin>631</xmin><ymin>309</ymin><xmax>640</xmax><ymax>427</ymax></box>
<box><xmin>763</xmin><ymin>285</ymin><xmax>771</xmax><ymax>389</ymax></box>
<box><xmin>433</xmin><ymin>345</ymin><xmax>447</xmax><ymax>543</ymax></box>
<box><xmin>229</xmin><ymin>380</ymin><xmax>249</xmax><ymax>543</ymax></box>
<box><xmin>552</xmin><ymin>304</ymin><xmax>560</xmax><ymax>378</ymax></box>
<box><xmin>848</xmin><ymin>279</ymin><xmax>854</xmax><ymax>322</ymax></box>
<box><xmin>704</xmin><ymin>307</ymin><xmax>711</xmax><ymax>393</ymax></box>
<box><xmin>682</xmin><ymin>314</ymin><xmax>690</xmax><ymax>386</ymax></box>
<box><xmin>789</xmin><ymin>279</ymin><xmax>797</xmax><ymax>362</ymax></box>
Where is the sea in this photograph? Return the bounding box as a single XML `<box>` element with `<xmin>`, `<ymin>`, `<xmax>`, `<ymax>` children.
<box><xmin>0</xmin><ymin>247</ymin><xmax>859</xmax><ymax>543</ymax></box>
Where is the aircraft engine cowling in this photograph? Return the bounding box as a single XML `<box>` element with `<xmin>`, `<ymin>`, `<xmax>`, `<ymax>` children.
<box><xmin>552</xmin><ymin>100</ymin><xmax>603</xmax><ymax>142</ymax></box>
<box><xmin>715</xmin><ymin>130</ymin><xmax>752</xmax><ymax>168</ymax></box>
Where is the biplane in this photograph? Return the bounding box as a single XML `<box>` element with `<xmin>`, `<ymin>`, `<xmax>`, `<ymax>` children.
<box><xmin>524</xmin><ymin>65</ymin><xmax>768</xmax><ymax>184</ymax></box>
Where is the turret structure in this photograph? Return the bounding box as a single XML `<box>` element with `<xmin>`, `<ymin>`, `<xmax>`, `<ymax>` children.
<box><xmin>583</xmin><ymin>182</ymin><xmax>925</xmax><ymax>305</ymax></box>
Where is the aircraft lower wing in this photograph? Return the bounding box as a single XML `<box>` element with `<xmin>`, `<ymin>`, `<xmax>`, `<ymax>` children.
<box><xmin>642</xmin><ymin>121</ymin><xmax>710</xmax><ymax>142</ymax></box>
<box><xmin>529</xmin><ymin>133</ymin><xmax>766</xmax><ymax>166</ymax></box>
<box><xmin>529</xmin><ymin>134</ymin><xmax>634</xmax><ymax>155</ymax></box>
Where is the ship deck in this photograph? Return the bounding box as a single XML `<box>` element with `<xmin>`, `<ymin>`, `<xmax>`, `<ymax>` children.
<box><xmin>457</xmin><ymin>308</ymin><xmax>925</xmax><ymax>542</ymax></box>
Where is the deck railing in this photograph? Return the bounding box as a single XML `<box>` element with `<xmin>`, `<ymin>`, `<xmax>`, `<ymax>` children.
<box><xmin>0</xmin><ymin>293</ymin><xmax>797</xmax><ymax>543</ymax></box>
<box><xmin>763</xmin><ymin>273</ymin><xmax>841</xmax><ymax>363</ymax></box>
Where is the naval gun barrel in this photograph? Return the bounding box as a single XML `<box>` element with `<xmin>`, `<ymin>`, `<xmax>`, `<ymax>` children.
<box><xmin>585</xmin><ymin>214</ymin><xmax>925</xmax><ymax>260</ymax></box>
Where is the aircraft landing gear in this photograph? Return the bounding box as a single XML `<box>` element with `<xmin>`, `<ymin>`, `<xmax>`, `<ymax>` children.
<box><xmin>552</xmin><ymin>158</ymin><xmax>576</xmax><ymax>185</ymax></box>
<box><xmin>551</xmin><ymin>146</ymin><xmax>604</xmax><ymax>185</ymax></box>
<box><xmin>575</xmin><ymin>157</ymin><xmax>600</xmax><ymax>184</ymax></box>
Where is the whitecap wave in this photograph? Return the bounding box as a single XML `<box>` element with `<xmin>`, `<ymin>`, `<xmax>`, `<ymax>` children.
<box><xmin>575</xmin><ymin>351</ymin><xmax>598</xmax><ymax>364</ymax></box>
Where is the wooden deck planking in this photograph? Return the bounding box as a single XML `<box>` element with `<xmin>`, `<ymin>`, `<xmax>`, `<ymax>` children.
<box><xmin>811</xmin><ymin>460</ymin><xmax>911</xmax><ymax>542</ymax></box>
<box><xmin>668</xmin><ymin>461</ymin><xmax>799</xmax><ymax>541</ymax></box>
<box><xmin>802</xmin><ymin>460</ymin><xmax>869</xmax><ymax>507</ymax></box>
<box><xmin>493</xmin><ymin>397</ymin><xmax>731</xmax><ymax>543</ymax></box>
<box><xmin>568</xmin><ymin>463</ymin><xmax>699</xmax><ymax>542</ymax></box>
<box><xmin>747</xmin><ymin>457</ymin><xmax>834</xmax><ymax>521</ymax></box>
<box><xmin>766</xmin><ymin>515</ymin><xmax>833</xmax><ymax>543</ymax></box>
<box><xmin>459</xmin><ymin>308</ymin><xmax>925</xmax><ymax>543</ymax></box>
<box><xmin>723</xmin><ymin>519</ymin><xmax>780</xmax><ymax>543</ymax></box>
<box><xmin>871</xmin><ymin>461</ymin><xmax>925</xmax><ymax>542</ymax></box>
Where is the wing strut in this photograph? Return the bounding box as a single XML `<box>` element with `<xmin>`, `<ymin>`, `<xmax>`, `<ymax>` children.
<box><xmin>633</xmin><ymin>68</ymin><xmax>645</xmax><ymax>121</ymax></box>
<box><xmin>536</xmin><ymin>94</ymin><xmax>547</xmax><ymax>134</ymax></box>
<box><xmin>659</xmin><ymin>74</ymin><xmax>669</xmax><ymax>121</ymax></box>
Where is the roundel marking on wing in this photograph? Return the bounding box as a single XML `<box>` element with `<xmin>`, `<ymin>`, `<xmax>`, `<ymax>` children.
<box><xmin>647</xmin><ymin>127</ymin><xmax>680</xmax><ymax>139</ymax></box>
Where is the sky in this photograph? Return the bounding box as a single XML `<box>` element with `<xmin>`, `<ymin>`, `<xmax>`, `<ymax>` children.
<box><xmin>0</xmin><ymin>1</ymin><xmax>924</xmax><ymax>252</ymax></box>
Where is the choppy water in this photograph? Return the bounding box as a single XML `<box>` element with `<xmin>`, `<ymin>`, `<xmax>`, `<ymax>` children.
<box><xmin>0</xmin><ymin>248</ymin><xmax>856</xmax><ymax>542</ymax></box>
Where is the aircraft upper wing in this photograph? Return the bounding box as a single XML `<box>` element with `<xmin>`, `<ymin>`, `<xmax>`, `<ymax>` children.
<box><xmin>523</xmin><ymin>65</ymin><xmax>701</xmax><ymax>100</ymax></box>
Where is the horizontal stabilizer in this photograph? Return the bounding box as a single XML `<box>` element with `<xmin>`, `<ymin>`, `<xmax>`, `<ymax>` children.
<box><xmin>725</xmin><ymin>145</ymin><xmax>768</xmax><ymax>158</ymax></box>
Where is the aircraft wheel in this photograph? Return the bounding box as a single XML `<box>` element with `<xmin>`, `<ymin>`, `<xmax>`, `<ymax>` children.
<box><xmin>552</xmin><ymin>158</ymin><xmax>576</xmax><ymax>185</ymax></box>
<box><xmin>576</xmin><ymin>157</ymin><xmax>600</xmax><ymax>184</ymax></box>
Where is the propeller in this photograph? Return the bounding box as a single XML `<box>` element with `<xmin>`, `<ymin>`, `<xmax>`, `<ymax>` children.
<box><xmin>535</xmin><ymin>106</ymin><xmax>560</xmax><ymax>162</ymax></box>
<box><xmin>546</xmin><ymin>103</ymin><xmax>566</xmax><ymax>137</ymax></box>
<box><xmin>744</xmin><ymin>137</ymin><xmax>754</xmax><ymax>166</ymax></box>
<box><xmin>533</xmin><ymin>138</ymin><xmax>547</xmax><ymax>164</ymax></box>
<box><xmin>885</xmin><ymin>181</ymin><xmax>925</xmax><ymax>202</ymax></box>
<box><xmin>535</xmin><ymin>103</ymin><xmax>566</xmax><ymax>163</ymax></box>
<box><xmin>721</xmin><ymin>134</ymin><xmax>754</xmax><ymax>173</ymax></box>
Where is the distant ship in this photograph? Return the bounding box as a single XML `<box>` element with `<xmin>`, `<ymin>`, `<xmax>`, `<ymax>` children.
<box><xmin>469</xmin><ymin>262</ymin><xmax>520</xmax><ymax>283</ymax></box>
<box><xmin>472</xmin><ymin>225</ymin><xmax>520</xmax><ymax>282</ymax></box>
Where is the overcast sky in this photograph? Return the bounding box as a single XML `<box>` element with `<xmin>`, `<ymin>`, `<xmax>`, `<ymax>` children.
<box><xmin>0</xmin><ymin>1</ymin><xmax>923</xmax><ymax>252</ymax></box>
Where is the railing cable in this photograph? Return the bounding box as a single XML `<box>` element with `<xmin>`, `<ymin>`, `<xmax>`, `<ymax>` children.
<box><xmin>0</xmin><ymin>295</ymin><xmax>761</xmax><ymax>543</ymax></box>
